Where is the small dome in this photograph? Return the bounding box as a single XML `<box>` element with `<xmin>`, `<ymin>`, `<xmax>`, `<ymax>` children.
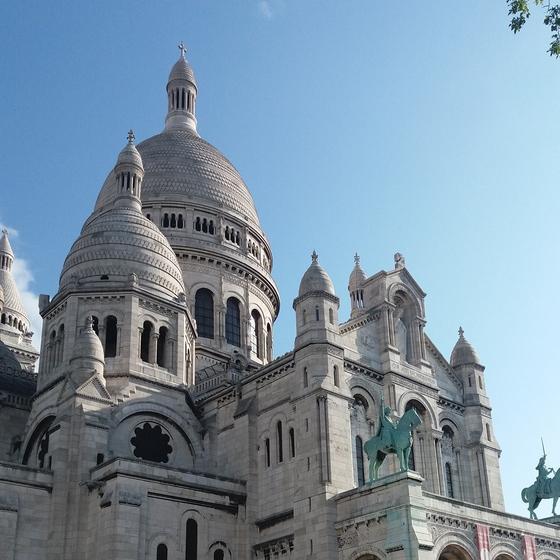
<box><xmin>70</xmin><ymin>317</ymin><xmax>105</xmax><ymax>366</ymax></box>
<box><xmin>168</xmin><ymin>55</ymin><xmax>197</xmax><ymax>85</ymax></box>
<box><xmin>348</xmin><ymin>253</ymin><xmax>366</xmax><ymax>292</ymax></box>
<box><xmin>298</xmin><ymin>251</ymin><xmax>335</xmax><ymax>297</ymax></box>
<box><xmin>450</xmin><ymin>327</ymin><xmax>481</xmax><ymax>367</ymax></box>
<box><xmin>117</xmin><ymin>131</ymin><xmax>143</xmax><ymax>169</ymax></box>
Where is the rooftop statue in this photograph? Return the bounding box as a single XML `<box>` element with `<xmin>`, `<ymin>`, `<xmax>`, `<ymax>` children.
<box><xmin>363</xmin><ymin>395</ymin><xmax>422</xmax><ymax>482</ymax></box>
<box><xmin>522</xmin><ymin>449</ymin><xmax>560</xmax><ymax>520</ymax></box>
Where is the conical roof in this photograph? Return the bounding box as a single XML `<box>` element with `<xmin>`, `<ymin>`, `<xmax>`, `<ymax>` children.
<box><xmin>298</xmin><ymin>251</ymin><xmax>335</xmax><ymax>297</ymax></box>
<box><xmin>0</xmin><ymin>229</ymin><xmax>29</xmax><ymax>331</ymax></box>
<box><xmin>168</xmin><ymin>53</ymin><xmax>197</xmax><ymax>85</ymax></box>
<box><xmin>348</xmin><ymin>253</ymin><xmax>366</xmax><ymax>292</ymax></box>
<box><xmin>450</xmin><ymin>327</ymin><xmax>482</xmax><ymax>367</ymax></box>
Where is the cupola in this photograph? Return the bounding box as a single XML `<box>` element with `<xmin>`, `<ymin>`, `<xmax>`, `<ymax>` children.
<box><xmin>298</xmin><ymin>251</ymin><xmax>335</xmax><ymax>297</ymax></box>
<box><xmin>113</xmin><ymin>130</ymin><xmax>144</xmax><ymax>211</ymax></box>
<box><xmin>165</xmin><ymin>42</ymin><xmax>198</xmax><ymax>132</ymax></box>
<box><xmin>348</xmin><ymin>253</ymin><xmax>366</xmax><ymax>317</ymax></box>
<box><xmin>450</xmin><ymin>327</ymin><xmax>482</xmax><ymax>368</ymax></box>
<box><xmin>69</xmin><ymin>316</ymin><xmax>105</xmax><ymax>381</ymax></box>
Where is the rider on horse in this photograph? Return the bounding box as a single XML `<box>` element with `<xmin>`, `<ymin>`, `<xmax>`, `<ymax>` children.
<box><xmin>536</xmin><ymin>454</ymin><xmax>554</xmax><ymax>496</ymax></box>
<box><xmin>379</xmin><ymin>395</ymin><xmax>397</xmax><ymax>449</ymax></box>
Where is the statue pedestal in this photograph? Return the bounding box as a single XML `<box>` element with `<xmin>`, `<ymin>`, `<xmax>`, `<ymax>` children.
<box><xmin>540</xmin><ymin>515</ymin><xmax>560</xmax><ymax>525</ymax></box>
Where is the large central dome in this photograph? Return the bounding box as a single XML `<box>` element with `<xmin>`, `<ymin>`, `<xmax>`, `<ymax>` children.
<box><xmin>94</xmin><ymin>129</ymin><xmax>260</xmax><ymax>225</ymax></box>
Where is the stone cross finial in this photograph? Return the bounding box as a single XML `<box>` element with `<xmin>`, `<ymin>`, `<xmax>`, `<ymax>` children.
<box><xmin>127</xmin><ymin>129</ymin><xmax>135</xmax><ymax>144</ymax></box>
<box><xmin>354</xmin><ymin>253</ymin><xmax>360</xmax><ymax>266</ymax></box>
<box><xmin>178</xmin><ymin>41</ymin><xmax>187</xmax><ymax>58</ymax></box>
<box><xmin>311</xmin><ymin>250</ymin><xmax>318</xmax><ymax>264</ymax></box>
<box><xmin>458</xmin><ymin>326</ymin><xmax>465</xmax><ymax>338</ymax></box>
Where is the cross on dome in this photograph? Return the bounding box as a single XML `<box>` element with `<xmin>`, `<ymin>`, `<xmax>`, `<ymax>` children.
<box><xmin>354</xmin><ymin>253</ymin><xmax>360</xmax><ymax>265</ymax></box>
<box><xmin>1</xmin><ymin>228</ymin><xmax>7</xmax><ymax>236</ymax></box>
<box><xmin>127</xmin><ymin>130</ymin><xmax>135</xmax><ymax>144</ymax></box>
<box><xmin>311</xmin><ymin>250</ymin><xmax>318</xmax><ymax>264</ymax></box>
<box><xmin>458</xmin><ymin>326</ymin><xmax>465</xmax><ymax>338</ymax></box>
<box><xmin>178</xmin><ymin>41</ymin><xmax>187</xmax><ymax>58</ymax></box>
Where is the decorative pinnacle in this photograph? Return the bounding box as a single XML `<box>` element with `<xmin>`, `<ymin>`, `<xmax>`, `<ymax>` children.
<box><xmin>354</xmin><ymin>253</ymin><xmax>360</xmax><ymax>266</ymax></box>
<box><xmin>1</xmin><ymin>228</ymin><xmax>7</xmax><ymax>237</ymax></box>
<box><xmin>127</xmin><ymin>129</ymin><xmax>135</xmax><ymax>144</ymax></box>
<box><xmin>311</xmin><ymin>250</ymin><xmax>318</xmax><ymax>264</ymax></box>
<box><xmin>458</xmin><ymin>326</ymin><xmax>464</xmax><ymax>338</ymax></box>
<box><xmin>178</xmin><ymin>41</ymin><xmax>187</xmax><ymax>59</ymax></box>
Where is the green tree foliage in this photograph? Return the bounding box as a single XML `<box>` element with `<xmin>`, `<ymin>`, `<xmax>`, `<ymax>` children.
<box><xmin>508</xmin><ymin>0</ymin><xmax>560</xmax><ymax>57</ymax></box>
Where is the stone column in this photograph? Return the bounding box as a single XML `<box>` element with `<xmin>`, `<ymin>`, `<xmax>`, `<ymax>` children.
<box><xmin>150</xmin><ymin>333</ymin><xmax>158</xmax><ymax>365</ymax></box>
<box><xmin>116</xmin><ymin>326</ymin><xmax>122</xmax><ymax>356</ymax></box>
<box><xmin>316</xmin><ymin>395</ymin><xmax>331</xmax><ymax>483</ymax></box>
<box><xmin>167</xmin><ymin>339</ymin><xmax>175</xmax><ymax>373</ymax></box>
<box><xmin>137</xmin><ymin>327</ymin><xmax>143</xmax><ymax>359</ymax></box>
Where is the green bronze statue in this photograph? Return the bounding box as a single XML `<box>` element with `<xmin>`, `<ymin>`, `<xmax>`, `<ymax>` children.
<box><xmin>363</xmin><ymin>395</ymin><xmax>422</xmax><ymax>482</ymax></box>
<box><xmin>521</xmin><ymin>447</ymin><xmax>560</xmax><ymax>520</ymax></box>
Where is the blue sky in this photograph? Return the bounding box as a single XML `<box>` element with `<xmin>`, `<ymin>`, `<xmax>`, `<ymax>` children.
<box><xmin>1</xmin><ymin>1</ymin><xmax>559</xmax><ymax>516</ymax></box>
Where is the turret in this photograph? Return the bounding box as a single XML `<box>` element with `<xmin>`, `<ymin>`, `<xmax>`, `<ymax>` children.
<box><xmin>165</xmin><ymin>42</ymin><xmax>198</xmax><ymax>132</ymax></box>
<box><xmin>69</xmin><ymin>316</ymin><xmax>105</xmax><ymax>385</ymax></box>
<box><xmin>348</xmin><ymin>253</ymin><xmax>366</xmax><ymax>318</ymax></box>
<box><xmin>113</xmin><ymin>130</ymin><xmax>144</xmax><ymax>211</ymax></box>
<box><xmin>293</xmin><ymin>251</ymin><xmax>340</xmax><ymax>349</ymax></box>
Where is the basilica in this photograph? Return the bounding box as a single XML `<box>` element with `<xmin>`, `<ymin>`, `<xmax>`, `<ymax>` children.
<box><xmin>0</xmin><ymin>48</ymin><xmax>559</xmax><ymax>560</ymax></box>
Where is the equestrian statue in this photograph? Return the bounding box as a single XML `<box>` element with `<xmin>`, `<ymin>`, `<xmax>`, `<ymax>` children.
<box><xmin>363</xmin><ymin>395</ymin><xmax>422</xmax><ymax>482</ymax></box>
<box><xmin>521</xmin><ymin>445</ymin><xmax>560</xmax><ymax>520</ymax></box>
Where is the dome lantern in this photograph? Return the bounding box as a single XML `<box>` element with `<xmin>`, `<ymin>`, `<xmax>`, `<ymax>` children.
<box><xmin>165</xmin><ymin>42</ymin><xmax>198</xmax><ymax>132</ymax></box>
<box><xmin>113</xmin><ymin>130</ymin><xmax>144</xmax><ymax>211</ymax></box>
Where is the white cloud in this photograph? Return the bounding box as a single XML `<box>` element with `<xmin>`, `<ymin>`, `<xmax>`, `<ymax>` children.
<box><xmin>1</xmin><ymin>222</ymin><xmax>42</xmax><ymax>347</ymax></box>
<box><xmin>258</xmin><ymin>0</ymin><xmax>274</xmax><ymax>19</ymax></box>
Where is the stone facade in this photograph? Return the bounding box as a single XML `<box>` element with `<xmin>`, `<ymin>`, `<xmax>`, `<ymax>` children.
<box><xmin>0</xmin><ymin>48</ymin><xmax>559</xmax><ymax>560</ymax></box>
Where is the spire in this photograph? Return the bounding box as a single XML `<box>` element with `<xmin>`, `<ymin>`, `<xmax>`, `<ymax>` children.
<box><xmin>165</xmin><ymin>43</ymin><xmax>198</xmax><ymax>132</ymax></box>
<box><xmin>0</xmin><ymin>229</ymin><xmax>14</xmax><ymax>272</ymax></box>
<box><xmin>0</xmin><ymin>229</ymin><xmax>29</xmax><ymax>332</ymax></box>
<box><xmin>349</xmin><ymin>252</ymin><xmax>367</xmax><ymax>315</ymax></box>
<box><xmin>113</xmin><ymin>130</ymin><xmax>144</xmax><ymax>211</ymax></box>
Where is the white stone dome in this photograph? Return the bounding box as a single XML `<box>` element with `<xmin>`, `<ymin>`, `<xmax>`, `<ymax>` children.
<box><xmin>70</xmin><ymin>317</ymin><xmax>105</xmax><ymax>365</ymax></box>
<box><xmin>168</xmin><ymin>55</ymin><xmax>196</xmax><ymax>85</ymax></box>
<box><xmin>298</xmin><ymin>252</ymin><xmax>335</xmax><ymax>297</ymax></box>
<box><xmin>94</xmin><ymin>129</ymin><xmax>261</xmax><ymax>227</ymax></box>
<box><xmin>450</xmin><ymin>328</ymin><xmax>481</xmax><ymax>367</ymax></box>
<box><xmin>348</xmin><ymin>254</ymin><xmax>366</xmax><ymax>292</ymax></box>
<box><xmin>60</xmin><ymin>204</ymin><xmax>185</xmax><ymax>300</ymax></box>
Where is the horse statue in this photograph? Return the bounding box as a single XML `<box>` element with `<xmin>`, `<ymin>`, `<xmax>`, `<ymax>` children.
<box><xmin>363</xmin><ymin>400</ymin><xmax>422</xmax><ymax>482</ymax></box>
<box><xmin>521</xmin><ymin>453</ymin><xmax>560</xmax><ymax>520</ymax></box>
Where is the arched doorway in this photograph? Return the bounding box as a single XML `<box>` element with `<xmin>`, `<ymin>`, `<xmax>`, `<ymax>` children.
<box><xmin>438</xmin><ymin>544</ymin><xmax>473</xmax><ymax>560</ymax></box>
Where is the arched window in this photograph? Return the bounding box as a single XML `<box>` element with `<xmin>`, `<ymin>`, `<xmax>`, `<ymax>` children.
<box><xmin>186</xmin><ymin>519</ymin><xmax>197</xmax><ymax>560</ymax></box>
<box><xmin>250</xmin><ymin>309</ymin><xmax>262</xmax><ymax>358</ymax></box>
<box><xmin>235</xmin><ymin>231</ymin><xmax>240</xmax><ymax>245</ymax></box>
<box><xmin>202</xmin><ymin>218</ymin><xmax>208</xmax><ymax>233</ymax></box>
<box><xmin>225</xmin><ymin>297</ymin><xmax>241</xmax><ymax>347</ymax></box>
<box><xmin>170</xmin><ymin>214</ymin><xmax>177</xmax><ymax>228</ymax></box>
<box><xmin>276</xmin><ymin>421</ymin><xmax>283</xmax><ymax>463</ymax></box>
<box><xmin>356</xmin><ymin>435</ymin><xmax>365</xmax><ymax>486</ymax></box>
<box><xmin>289</xmin><ymin>427</ymin><xmax>295</xmax><ymax>458</ymax></box>
<box><xmin>146</xmin><ymin>213</ymin><xmax>151</xmax><ymax>221</ymax></box>
<box><xmin>266</xmin><ymin>323</ymin><xmax>272</xmax><ymax>362</ymax></box>
<box><xmin>105</xmin><ymin>316</ymin><xmax>117</xmax><ymax>357</ymax></box>
<box><xmin>195</xmin><ymin>289</ymin><xmax>214</xmax><ymax>339</ymax></box>
<box><xmin>213</xmin><ymin>551</ymin><xmax>224</xmax><ymax>560</ymax></box>
<box><xmin>302</xmin><ymin>309</ymin><xmax>307</xmax><ymax>325</ymax></box>
<box><xmin>265</xmin><ymin>438</ymin><xmax>271</xmax><ymax>467</ymax></box>
<box><xmin>329</xmin><ymin>308</ymin><xmax>334</xmax><ymax>324</ymax></box>
<box><xmin>157</xmin><ymin>326</ymin><xmax>168</xmax><ymax>368</ymax></box>
<box><xmin>91</xmin><ymin>315</ymin><xmax>99</xmax><ymax>335</ymax></box>
<box><xmin>445</xmin><ymin>462</ymin><xmax>454</xmax><ymax>498</ymax></box>
<box><xmin>162</xmin><ymin>213</ymin><xmax>170</xmax><ymax>228</ymax></box>
<box><xmin>333</xmin><ymin>365</ymin><xmax>339</xmax><ymax>387</ymax></box>
<box><xmin>209</xmin><ymin>220</ymin><xmax>215</xmax><ymax>234</ymax></box>
<box><xmin>315</xmin><ymin>306</ymin><xmax>320</xmax><ymax>321</ymax></box>
<box><xmin>303</xmin><ymin>367</ymin><xmax>308</xmax><ymax>388</ymax></box>
<box><xmin>225</xmin><ymin>226</ymin><xmax>230</xmax><ymax>241</ymax></box>
<box><xmin>1</xmin><ymin>313</ymin><xmax>5</xmax><ymax>324</ymax></box>
<box><xmin>141</xmin><ymin>321</ymin><xmax>153</xmax><ymax>363</ymax></box>
<box><xmin>178</xmin><ymin>214</ymin><xmax>184</xmax><ymax>228</ymax></box>
<box><xmin>156</xmin><ymin>543</ymin><xmax>168</xmax><ymax>560</ymax></box>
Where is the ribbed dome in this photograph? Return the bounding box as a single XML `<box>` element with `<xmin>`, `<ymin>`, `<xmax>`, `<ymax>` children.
<box><xmin>299</xmin><ymin>251</ymin><xmax>335</xmax><ymax>297</ymax></box>
<box><xmin>94</xmin><ymin>129</ymin><xmax>261</xmax><ymax>226</ymax></box>
<box><xmin>60</xmin><ymin>206</ymin><xmax>185</xmax><ymax>299</ymax></box>
<box><xmin>169</xmin><ymin>55</ymin><xmax>196</xmax><ymax>85</ymax></box>
<box><xmin>348</xmin><ymin>253</ymin><xmax>366</xmax><ymax>292</ymax></box>
<box><xmin>450</xmin><ymin>327</ymin><xmax>481</xmax><ymax>367</ymax></box>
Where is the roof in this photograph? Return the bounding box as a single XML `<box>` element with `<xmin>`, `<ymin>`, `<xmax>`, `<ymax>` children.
<box><xmin>298</xmin><ymin>251</ymin><xmax>336</xmax><ymax>297</ymax></box>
